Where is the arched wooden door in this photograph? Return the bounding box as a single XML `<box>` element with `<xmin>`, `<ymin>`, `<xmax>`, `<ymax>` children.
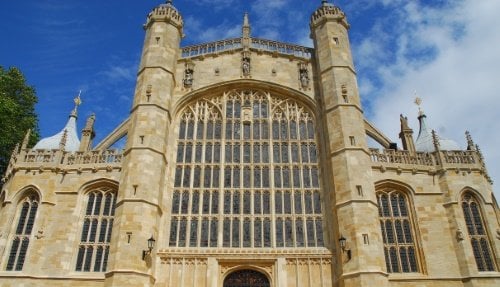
<box><xmin>223</xmin><ymin>270</ymin><xmax>270</xmax><ymax>287</ymax></box>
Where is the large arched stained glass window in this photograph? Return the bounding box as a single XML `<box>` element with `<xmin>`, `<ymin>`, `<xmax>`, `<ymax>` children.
<box><xmin>169</xmin><ymin>90</ymin><xmax>324</xmax><ymax>248</ymax></box>
<box><xmin>462</xmin><ymin>193</ymin><xmax>496</xmax><ymax>271</ymax></box>
<box><xmin>6</xmin><ymin>194</ymin><xmax>39</xmax><ymax>271</ymax></box>
<box><xmin>76</xmin><ymin>187</ymin><xmax>117</xmax><ymax>272</ymax></box>
<box><xmin>377</xmin><ymin>190</ymin><xmax>419</xmax><ymax>273</ymax></box>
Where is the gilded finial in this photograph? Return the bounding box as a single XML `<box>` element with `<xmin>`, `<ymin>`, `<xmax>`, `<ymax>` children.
<box><xmin>414</xmin><ymin>91</ymin><xmax>424</xmax><ymax>116</ymax></box>
<box><xmin>71</xmin><ymin>90</ymin><xmax>82</xmax><ymax>117</ymax></box>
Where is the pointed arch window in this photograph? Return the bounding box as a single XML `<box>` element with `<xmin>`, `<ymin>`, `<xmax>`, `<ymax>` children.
<box><xmin>169</xmin><ymin>90</ymin><xmax>324</xmax><ymax>248</ymax></box>
<box><xmin>76</xmin><ymin>187</ymin><xmax>116</xmax><ymax>272</ymax></box>
<box><xmin>462</xmin><ymin>193</ymin><xmax>496</xmax><ymax>271</ymax></box>
<box><xmin>377</xmin><ymin>190</ymin><xmax>419</xmax><ymax>273</ymax></box>
<box><xmin>6</xmin><ymin>194</ymin><xmax>39</xmax><ymax>271</ymax></box>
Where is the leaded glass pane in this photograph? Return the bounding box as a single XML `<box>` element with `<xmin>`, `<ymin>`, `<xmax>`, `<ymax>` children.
<box><xmin>223</xmin><ymin>219</ymin><xmax>231</xmax><ymax>247</ymax></box>
<box><xmin>201</xmin><ymin>218</ymin><xmax>209</xmax><ymax>247</ymax></box>
<box><xmin>189</xmin><ymin>219</ymin><xmax>198</xmax><ymax>247</ymax></box>
<box><xmin>276</xmin><ymin>218</ymin><xmax>284</xmax><ymax>247</ymax></box>
<box><xmin>210</xmin><ymin>219</ymin><xmax>218</xmax><ymax>247</ymax></box>
<box><xmin>243</xmin><ymin>191</ymin><xmax>251</xmax><ymax>214</ymax></box>
<box><xmin>202</xmin><ymin>191</ymin><xmax>210</xmax><ymax>214</ymax></box>
<box><xmin>243</xmin><ymin>218</ymin><xmax>251</xmax><ymax>247</ymax></box>
<box><xmin>169</xmin><ymin>218</ymin><xmax>178</xmax><ymax>246</ymax></box>
<box><xmin>316</xmin><ymin>219</ymin><xmax>324</xmax><ymax>246</ymax></box>
<box><xmin>275</xmin><ymin>191</ymin><xmax>283</xmax><ymax>214</ymax></box>
<box><xmin>212</xmin><ymin>191</ymin><xmax>219</xmax><ymax>214</ymax></box>
<box><xmin>178</xmin><ymin>218</ymin><xmax>187</xmax><ymax>247</ymax></box>
<box><xmin>254</xmin><ymin>218</ymin><xmax>262</xmax><ymax>247</ymax></box>
<box><xmin>232</xmin><ymin>219</ymin><xmax>240</xmax><ymax>247</ymax></box>
<box><xmin>296</xmin><ymin>218</ymin><xmax>304</xmax><ymax>247</ymax></box>
<box><xmin>233</xmin><ymin>191</ymin><xmax>241</xmax><ymax>214</ymax></box>
<box><xmin>284</xmin><ymin>192</ymin><xmax>292</xmax><ymax>214</ymax></box>
<box><xmin>294</xmin><ymin>191</ymin><xmax>302</xmax><ymax>214</ymax></box>
<box><xmin>192</xmin><ymin>191</ymin><xmax>200</xmax><ymax>214</ymax></box>
<box><xmin>264</xmin><ymin>219</ymin><xmax>271</xmax><ymax>247</ymax></box>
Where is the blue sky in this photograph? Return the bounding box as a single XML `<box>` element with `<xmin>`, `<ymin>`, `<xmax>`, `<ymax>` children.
<box><xmin>1</xmin><ymin>0</ymin><xmax>500</xmax><ymax>195</ymax></box>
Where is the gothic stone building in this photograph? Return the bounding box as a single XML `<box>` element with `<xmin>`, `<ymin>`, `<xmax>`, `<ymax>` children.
<box><xmin>1</xmin><ymin>1</ymin><xmax>499</xmax><ymax>287</ymax></box>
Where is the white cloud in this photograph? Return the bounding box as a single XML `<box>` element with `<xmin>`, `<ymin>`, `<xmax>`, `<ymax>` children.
<box><xmin>358</xmin><ymin>0</ymin><xmax>500</xmax><ymax>195</ymax></box>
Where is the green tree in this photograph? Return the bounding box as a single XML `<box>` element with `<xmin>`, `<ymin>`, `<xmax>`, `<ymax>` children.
<box><xmin>0</xmin><ymin>66</ymin><xmax>40</xmax><ymax>182</ymax></box>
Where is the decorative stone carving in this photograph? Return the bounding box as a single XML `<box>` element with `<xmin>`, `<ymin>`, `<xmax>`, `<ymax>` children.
<box><xmin>183</xmin><ymin>62</ymin><xmax>194</xmax><ymax>88</ymax></box>
<box><xmin>242</xmin><ymin>56</ymin><xmax>251</xmax><ymax>76</ymax></box>
<box><xmin>456</xmin><ymin>228</ymin><xmax>465</xmax><ymax>241</ymax></box>
<box><xmin>299</xmin><ymin>63</ymin><xmax>309</xmax><ymax>89</ymax></box>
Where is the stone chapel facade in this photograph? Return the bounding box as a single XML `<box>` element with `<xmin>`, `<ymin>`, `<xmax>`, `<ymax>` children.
<box><xmin>0</xmin><ymin>1</ymin><xmax>499</xmax><ymax>286</ymax></box>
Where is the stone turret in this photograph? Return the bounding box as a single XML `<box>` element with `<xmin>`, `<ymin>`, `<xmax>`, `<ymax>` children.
<box><xmin>104</xmin><ymin>1</ymin><xmax>183</xmax><ymax>286</ymax></box>
<box><xmin>399</xmin><ymin>114</ymin><xmax>416</xmax><ymax>152</ymax></box>
<box><xmin>310</xmin><ymin>1</ymin><xmax>389</xmax><ymax>286</ymax></box>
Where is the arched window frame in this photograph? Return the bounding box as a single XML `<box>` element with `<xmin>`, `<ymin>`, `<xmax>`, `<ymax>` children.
<box><xmin>376</xmin><ymin>187</ymin><xmax>421</xmax><ymax>274</ymax></box>
<box><xmin>6</xmin><ymin>192</ymin><xmax>39</xmax><ymax>271</ymax></box>
<box><xmin>168</xmin><ymin>89</ymin><xmax>325</xmax><ymax>249</ymax></box>
<box><xmin>461</xmin><ymin>191</ymin><xmax>496</xmax><ymax>272</ymax></box>
<box><xmin>75</xmin><ymin>186</ymin><xmax>117</xmax><ymax>272</ymax></box>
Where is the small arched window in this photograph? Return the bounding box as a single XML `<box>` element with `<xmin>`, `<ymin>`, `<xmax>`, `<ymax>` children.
<box><xmin>377</xmin><ymin>190</ymin><xmax>419</xmax><ymax>273</ymax></box>
<box><xmin>6</xmin><ymin>194</ymin><xmax>39</xmax><ymax>271</ymax></box>
<box><xmin>76</xmin><ymin>187</ymin><xmax>116</xmax><ymax>272</ymax></box>
<box><xmin>461</xmin><ymin>193</ymin><xmax>496</xmax><ymax>271</ymax></box>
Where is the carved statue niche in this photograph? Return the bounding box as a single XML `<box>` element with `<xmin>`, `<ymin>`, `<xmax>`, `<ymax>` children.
<box><xmin>183</xmin><ymin>61</ymin><xmax>195</xmax><ymax>88</ymax></box>
<box><xmin>242</xmin><ymin>54</ymin><xmax>251</xmax><ymax>76</ymax></box>
<box><xmin>298</xmin><ymin>62</ymin><xmax>310</xmax><ymax>89</ymax></box>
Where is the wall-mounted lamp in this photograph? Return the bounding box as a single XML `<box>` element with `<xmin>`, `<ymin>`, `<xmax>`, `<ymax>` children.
<box><xmin>339</xmin><ymin>235</ymin><xmax>351</xmax><ymax>261</ymax></box>
<box><xmin>142</xmin><ymin>235</ymin><xmax>156</xmax><ymax>260</ymax></box>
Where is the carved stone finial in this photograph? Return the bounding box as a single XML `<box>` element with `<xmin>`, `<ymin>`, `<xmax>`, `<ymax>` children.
<box><xmin>431</xmin><ymin>129</ymin><xmax>440</xmax><ymax>151</ymax></box>
<box><xmin>465</xmin><ymin>131</ymin><xmax>475</xmax><ymax>151</ymax></box>
<box><xmin>59</xmin><ymin>129</ymin><xmax>68</xmax><ymax>151</ymax></box>
<box><xmin>166</xmin><ymin>0</ymin><xmax>173</xmax><ymax>5</ymax></box>
<box><xmin>21</xmin><ymin>128</ymin><xmax>31</xmax><ymax>149</ymax></box>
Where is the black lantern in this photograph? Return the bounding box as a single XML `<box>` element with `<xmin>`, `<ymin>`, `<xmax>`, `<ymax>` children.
<box><xmin>338</xmin><ymin>235</ymin><xmax>347</xmax><ymax>250</ymax></box>
<box><xmin>142</xmin><ymin>235</ymin><xmax>156</xmax><ymax>260</ymax></box>
<box><xmin>338</xmin><ymin>235</ymin><xmax>351</xmax><ymax>261</ymax></box>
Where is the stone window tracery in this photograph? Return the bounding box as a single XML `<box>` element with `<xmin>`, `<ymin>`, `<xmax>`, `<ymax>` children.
<box><xmin>6</xmin><ymin>194</ymin><xmax>39</xmax><ymax>271</ymax></box>
<box><xmin>169</xmin><ymin>90</ymin><xmax>324</xmax><ymax>248</ymax></box>
<box><xmin>76</xmin><ymin>187</ymin><xmax>116</xmax><ymax>272</ymax></box>
<box><xmin>377</xmin><ymin>190</ymin><xmax>419</xmax><ymax>273</ymax></box>
<box><xmin>462</xmin><ymin>193</ymin><xmax>496</xmax><ymax>271</ymax></box>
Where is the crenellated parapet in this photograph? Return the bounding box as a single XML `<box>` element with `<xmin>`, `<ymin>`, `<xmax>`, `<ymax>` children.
<box><xmin>310</xmin><ymin>1</ymin><xmax>349</xmax><ymax>29</ymax></box>
<box><xmin>144</xmin><ymin>2</ymin><xmax>183</xmax><ymax>32</ymax></box>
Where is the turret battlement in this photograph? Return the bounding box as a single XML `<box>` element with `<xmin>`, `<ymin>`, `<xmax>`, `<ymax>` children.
<box><xmin>144</xmin><ymin>3</ymin><xmax>183</xmax><ymax>30</ymax></box>
<box><xmin>310</xmin><ymin>2</ymin><xmax>349</xmax><ymax>29</ymax></box>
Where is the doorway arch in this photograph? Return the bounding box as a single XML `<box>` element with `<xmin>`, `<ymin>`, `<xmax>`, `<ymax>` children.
<box><xmin>223</xmin><ymin>269</ymin><xmax>271</xmax><ymax>287</ymax></box>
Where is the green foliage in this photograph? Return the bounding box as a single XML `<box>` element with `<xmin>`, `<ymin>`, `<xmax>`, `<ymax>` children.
<box><xmin>0</xmin><ymin>66</ymin><xmax>40</xmax><ymax>180</ymax></box>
